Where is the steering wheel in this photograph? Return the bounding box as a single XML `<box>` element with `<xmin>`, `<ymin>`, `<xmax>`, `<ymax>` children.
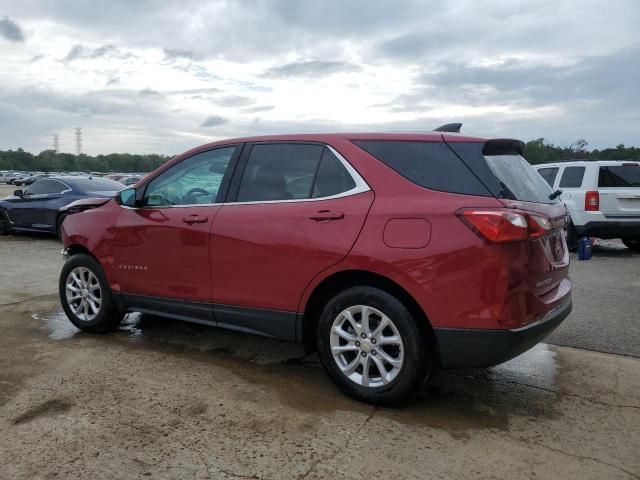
<box><xmin>185</xmin><ymin>188</ymin><xmax>210</xmax><ymax>197</ymax></box>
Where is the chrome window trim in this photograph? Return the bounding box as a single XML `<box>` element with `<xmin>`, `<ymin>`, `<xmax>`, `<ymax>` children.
<box><xmin>119</xmin><ymin>144</ymin><xmax>370</xmax><ymax>210</ymax></box>
<box><xmin>224</xmin><ymin>145</ymin><xmax>370</xmax><ymax>206</ymax></box>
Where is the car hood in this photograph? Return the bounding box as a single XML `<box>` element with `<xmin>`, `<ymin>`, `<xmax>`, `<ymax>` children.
<box><xmin>85</xmin><ymin>190</ymin><xmax>120</xmax><ymax>198</ymax></box>
<box><xmin>60</xmin><ymin>196</ymin><xmax>114</xmax><ymax>213</ymax></box>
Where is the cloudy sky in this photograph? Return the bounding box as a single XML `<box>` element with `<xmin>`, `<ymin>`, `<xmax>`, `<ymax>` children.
<box><xmin>0</xmin><ymin>0</ymin><xmax>638</xmax><ymax>155</ymax></box>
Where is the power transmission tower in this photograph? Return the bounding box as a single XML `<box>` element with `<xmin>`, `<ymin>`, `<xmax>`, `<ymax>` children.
<box><xmin>52</xmin><ymin>134</ymin><xmax>60</xmax><ymax>153</ymax></box>
<box><xmin>74</xmin><ymin>127</ymin><xmax>83</xmax><ymax>155</ymax></box>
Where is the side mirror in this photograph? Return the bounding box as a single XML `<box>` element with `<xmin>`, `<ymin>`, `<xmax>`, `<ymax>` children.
<box><xmin>118</xmin><ymin>188</ymin><xmax>138</xmax><ymax>207</ymax></box>
<box><xmin>13</xmin><ymin>189</ymin><xmax>23</xmax><ymax>197</ymax></box>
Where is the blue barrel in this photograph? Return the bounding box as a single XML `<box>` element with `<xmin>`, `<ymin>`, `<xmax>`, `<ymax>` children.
<box><xmin>578</xmin><ymin>237</ymin><xmax>593</xmax><ymax>260</ymax></box>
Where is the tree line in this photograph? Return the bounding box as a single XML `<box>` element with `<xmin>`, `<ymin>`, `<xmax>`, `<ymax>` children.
<box><xmin>522</xmin><ymin>139</ymin><xmax>640</xmax><ymax>165</ymax></box>
<box><xmin>0</xmin><ymin>149</ymin><xmax>170</xmax><ymax>173</ymax></box>
<box><xmin>1</xmin><ymin>139</ymin><xmax>639</xmax><ymax>173</ymax></box>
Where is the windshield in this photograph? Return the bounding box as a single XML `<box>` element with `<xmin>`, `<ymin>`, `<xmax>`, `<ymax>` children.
<box><xmin>70</xmin><ymin>178</ymin><xmax>125</xmax><ymax>191</ymax></box>
<box><xmin>598</xmin><ymin>165</ymin><xmax>640</xmax><ymax>188</ymax></box>
<box><xmin>484</xmin><ymin>154</ymin><xmax>558</xmax><ymax>204</ymax></box>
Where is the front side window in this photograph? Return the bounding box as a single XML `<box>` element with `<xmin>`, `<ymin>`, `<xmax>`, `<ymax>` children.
<box><xmin>559</xmin><ymin>167</ymin><xmax>586</xmax><ymax>188</ymax></box>
<box><xmin>144</xmin><ymin>147</ymin><xmax>236</xmax><ymax>206</ymax></box>
<box><xmin>237</xmin><ymin>143</ymin><xmax>324</xmax><ymax>202</ymax></box>
<box><xmin>537</xmin><ymin>167</ymin><xmax>559</xmax><ymax>187</ymax></box>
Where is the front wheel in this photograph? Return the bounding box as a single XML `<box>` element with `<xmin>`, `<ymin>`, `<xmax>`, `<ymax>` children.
<box><xmin>316</xmin><ymin>286</ymin><xmax>432</xmax><ymax>405</ymax></box>
<box><xmin>622</xmin><ymin>238</ymin><xmax>640</xmax><ymax>252</ymax></box>
<box><xmin>59</xmin><ymin>254</ymin><xmax>123</xmax><ymax>333</ymax></box>
<box><xmin>0</xmin><ymin>209</ymin><xmax>11</xmax><ymax>235</ymax></box>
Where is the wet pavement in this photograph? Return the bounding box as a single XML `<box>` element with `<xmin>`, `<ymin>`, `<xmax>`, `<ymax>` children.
<box><xmin>1</xmin><ymin>235</ymin><xmax>640</xmax><ymax>478</ymax></box>
<box><xmin>548</xmin><ymin>239</ymin><xmax>640</xmax><ymax>358</ymax></box>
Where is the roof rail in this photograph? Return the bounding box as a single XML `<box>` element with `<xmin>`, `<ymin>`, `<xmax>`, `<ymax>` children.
<box><xmin>434</xmin><ymin>123</ymin><xmax>462</xmax><ymax>133</ymax></box>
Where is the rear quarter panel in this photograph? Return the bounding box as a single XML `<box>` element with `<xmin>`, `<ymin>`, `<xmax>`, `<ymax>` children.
<box><xmin>300</xmin><ymin>138</ymin><xmax>518</xmax><ymax>329</ymax></box>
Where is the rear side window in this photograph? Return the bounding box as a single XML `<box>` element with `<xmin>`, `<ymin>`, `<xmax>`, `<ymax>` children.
<box><xmin>312</xmin><ymin>149</ymin><xmax>356</xmax><ymax>198</ymax></box>
<box><xmin>598</xmin><ymin>165</ymin><xmax>640</xmax><ymax>187</ymax></box>
<box><xmin>537</xmin><ymin>167</ymin><xmax>559</xmax><ymax>187</ymax></box>
<box><xmin>559</xmin><ymin>167</ymin><xmax>585</xmax><ymax>188</ymax></box>
<box><xmin>27</xmin><ymin>179</ymin><xmax>66</xmax><ymax>195</ymax></box>
<box><xmin>237</xmin><ymin>143</ymin><xmax>324</xmax><ymax>202</ymax></box>
<box><xmin>353</xmin><ymin>141</ymin><xmax>489</xmax><ymax>196</ymax></box>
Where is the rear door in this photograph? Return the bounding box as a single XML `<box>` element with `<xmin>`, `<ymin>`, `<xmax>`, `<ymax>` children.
<box><xmin>211</xmin><ymin>142</ymin><xmax>373</xmax><ymax>339</ymax></box>
<box><xmin>597</xmin><ymin>163</ymin><xmax>640</xmax><ymax>218</ymax></box>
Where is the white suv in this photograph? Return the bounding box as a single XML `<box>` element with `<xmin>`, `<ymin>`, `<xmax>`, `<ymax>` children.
<box><xmin>534</xmin><ymin>161</ymin><xmax>640</xmax><ymax>251</ymax></box>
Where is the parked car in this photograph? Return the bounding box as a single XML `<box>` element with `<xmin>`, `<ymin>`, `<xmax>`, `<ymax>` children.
<box><xmin>119</xmin><ymin>175</ymin><xmax>143</xmax><ymax>186</ymax></box>
<box><xmin>4</xmin><ymin>172</ymin><xmax>27</xmax><ymax>184</ymax></box>
<box><xmin>14</xmin><ymin>173</ymin><xmax>49</xmax><ymax>187</ymax></box>
<box><xmin>58</xmin><ymin>127</ymin><xmax>572</xmax><ymax>404</ymax></box>
<box><xmin>535</xmin><ymin>161</ymin><xmax>640</xmax><ymax>250</ymax></box>
<box><xmin>0</xmin><ymin>176</ymin><xmax>124</xmax><ymax>238</ymax></box>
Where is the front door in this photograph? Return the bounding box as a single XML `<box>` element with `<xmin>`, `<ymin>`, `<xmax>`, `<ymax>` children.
<box><xmin>111</xmin><ymin>146</ymin><xmax>240</xmax><ymax>313</ymax></box>
<box><xmin>7</xmin><ymin>179</ymin><xmax>66</xmax><ymax>229</ymax></box>
<box><xmin>212</xmin><ymin>142</ymin><xmax>373</xmax><ymax>339</ymax></box>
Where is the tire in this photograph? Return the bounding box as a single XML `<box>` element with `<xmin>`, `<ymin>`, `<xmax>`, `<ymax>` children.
<box><xmin>59</xmin><ymin>254</ymin><xmax>123</xmax><ymax>333</ymax></box>
<box><xmin>566</xmin><ymin>221</ymin><xmax>579</xmax><ymax>252</ymax></box>
<box><xmin>56</xmin><ymin>214</ymin><xmax>67</xmax><ymax>240</ymax></box>
<box><xmin>0</xmin><ymin>209</ymin><xmax>11</xmax><ymax>235</ymax></box>
<box><xmin>622</xmin><ymin>238</ymin><xmax>640</xmax><ymax>252</ymax></box>
<box><xmin>316</xmin><ymin>286</ymin><xmax>432</xmax><ymax>405</ymax></box>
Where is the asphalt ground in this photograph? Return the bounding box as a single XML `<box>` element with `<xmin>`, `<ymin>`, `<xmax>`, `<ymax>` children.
<box><xmin>1</xmin><ymin>183</ymin><xmax>639</xmax><ymax>479</ymax></box>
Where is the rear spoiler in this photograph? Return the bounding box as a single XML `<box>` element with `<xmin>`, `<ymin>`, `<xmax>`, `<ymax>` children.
<box><xmin>434</xmin><ymin>123</ymin><xmax>525</xmax><ymax>156</ymax></box>
<box><xmin>482</xmin><ymin>138</ymin><xmax>525</xmax><ymax>156</ymax></box>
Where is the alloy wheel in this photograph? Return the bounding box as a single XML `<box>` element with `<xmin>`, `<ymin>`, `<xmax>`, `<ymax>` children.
<box><xmin>330</xmin><ymin>305</ymin><xmax>404</xmax><ymax>388</ymax></box>
<box><xmin>65</xmin><ymin>266</ymin><xmax>102</xmax><ymax>321</ymax></box>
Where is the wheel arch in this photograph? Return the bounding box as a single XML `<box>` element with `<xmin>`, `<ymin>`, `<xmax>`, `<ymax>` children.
<box><xmin>65</xmin><ymin>243</ymin><xmax>94</xmax><ymax>258</ymax></box>
<box><xmin>300</xmin><ymin>269</ymin><xmax>439</xmax><ymax>362</ymax></box>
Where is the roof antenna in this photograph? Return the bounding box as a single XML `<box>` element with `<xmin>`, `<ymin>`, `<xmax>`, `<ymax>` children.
<box><xmin>434</xmin><ymin>123</ymin><xmax>462</xmax><ymax>133</ymax></box>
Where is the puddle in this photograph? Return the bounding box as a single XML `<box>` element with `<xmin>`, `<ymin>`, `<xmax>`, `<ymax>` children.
<box><xmin>34</xmin><ymin>309</ymin><xmax>562</xmax><ymax>432</ymax></box>
<box><xmin>32</xmin><ymin>312</ymin><xmax>80</xmax><ymax>340</ymax></box>
<box><xmin>489</xmin><ymin>343</ymin><xmax>558</xmax><ymax>391</ymax></box>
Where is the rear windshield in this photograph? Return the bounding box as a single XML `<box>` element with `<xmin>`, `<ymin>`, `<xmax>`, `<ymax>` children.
<box><xmin>598</xmin><ymin>165</ymin><xmax>640</xmax><ymax>188</ymax></box>
<box><xmin>483</xmin><ymin>155</ymin><xmax>557</xmax><ymax>204</ymax></box>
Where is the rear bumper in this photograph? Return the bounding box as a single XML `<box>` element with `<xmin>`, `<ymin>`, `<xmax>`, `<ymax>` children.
<box><xmin>434</xmin><ymin>298</ymin><xmax>572</xmax><ymax>369</ymax></box>
<box><xmin>575</xmin><ymin>221</ymin><xmax>640</xmax><ymax>238</ymax></box>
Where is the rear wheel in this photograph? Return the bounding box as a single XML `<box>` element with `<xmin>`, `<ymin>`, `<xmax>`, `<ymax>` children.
<box><xmin>622</xmin><ymin>238</ymin><xmax>640</xmax><ymax>252</ymax></box>
<box><xmin>316</xmin><ymin>286</ymin><xmax>431</xmax><ymax>405</ymax></box>
<box><xmin>59</xmin><ymin>254</ymin><xmax>123</xmax><ymax>333</ymax></box>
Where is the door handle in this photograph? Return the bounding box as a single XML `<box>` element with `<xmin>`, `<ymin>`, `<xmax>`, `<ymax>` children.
<box><xmin>182</xmin><ymin>215</ymin><xmax>208</xmax><ymax>224</ymax></box>
<box><xmin>309</xmin><ymin>210</ymin><xmax>344</xmax><ymax>221</ymax></box>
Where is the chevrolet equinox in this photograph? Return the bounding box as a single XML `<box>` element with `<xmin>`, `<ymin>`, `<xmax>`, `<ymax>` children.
<box><xmin>59</xmin><ymin>126</ymin><xmax>572</xmax><ymax>404</ymax></box>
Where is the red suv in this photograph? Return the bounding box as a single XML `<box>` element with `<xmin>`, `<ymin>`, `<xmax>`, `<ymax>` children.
<box><xmin>59</xmin><ymin>126</ymin><xmax>572</xmax><ymax>404</ymax></box>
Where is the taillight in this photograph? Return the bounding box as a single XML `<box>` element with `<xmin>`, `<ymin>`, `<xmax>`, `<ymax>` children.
<box><xmin>458</xmin><ymin>209</ymin><xmax>553</xmax><ymax>243</ymax></box>
<box><xmin>528</xmin><ymin>214</ymin><xmax>552</xmax><ymax>238</ymax></box>
<box><xmin>585</xmin><ymin>191</ymin><xmax>599</xmax><ymax>211</ymax></box>
<box><xmin>458</xmin><ymin>210</ymin><xmax>529</xmax><ymax>243</ymax></box>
